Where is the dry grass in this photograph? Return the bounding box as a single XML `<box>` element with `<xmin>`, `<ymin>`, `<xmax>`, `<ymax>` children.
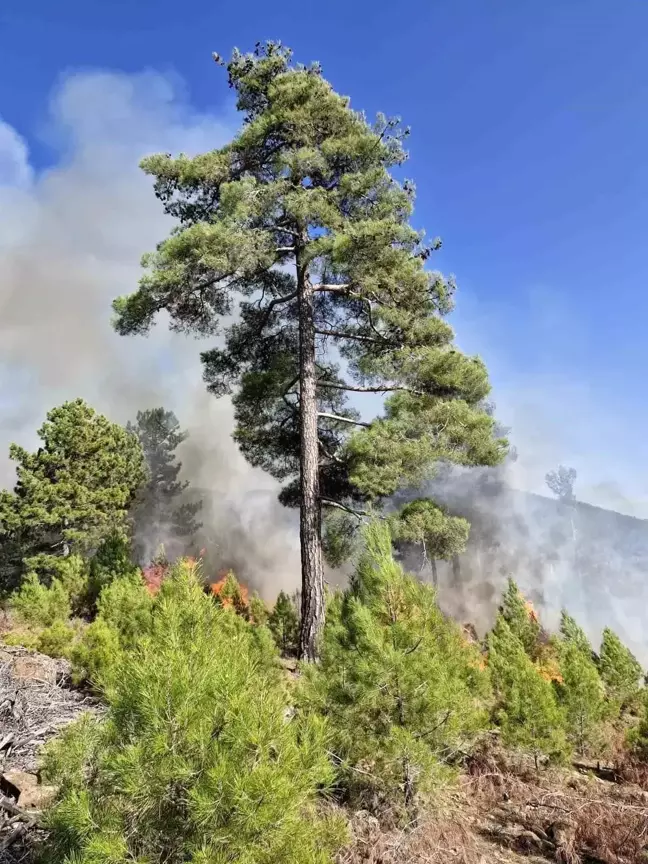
<box><xmin>463</xmin><ymin>737</ymin><xmax>648</xmax><ymax>864</ymax></box>
<box><xmin>336</xmin><ymin>808</ymin><xmax>485</xmax><ymax>864</ymax></box>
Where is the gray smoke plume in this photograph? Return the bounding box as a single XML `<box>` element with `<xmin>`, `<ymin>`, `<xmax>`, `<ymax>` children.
<box><xmin>0</xmin><ymin>69</ymin><xmax>301</xmax><ymax>600</ymax></box>
<box><xmin>398</xmin><ymin>459</ymin><xmax>648</xmax><ymax>665</ymax></box>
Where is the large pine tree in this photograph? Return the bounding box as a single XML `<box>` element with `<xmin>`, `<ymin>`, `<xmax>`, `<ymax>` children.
<box><xmin>112</xmin><ymin>42</ymin><xmax>506</xmax><ymax>658</ymax></box>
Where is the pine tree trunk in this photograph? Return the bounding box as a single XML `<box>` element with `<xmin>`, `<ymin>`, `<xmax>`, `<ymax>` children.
<box><xmin>296</xmin><ymin>260</ymin><xmax>325</xmax><ymax>661</ymax></box>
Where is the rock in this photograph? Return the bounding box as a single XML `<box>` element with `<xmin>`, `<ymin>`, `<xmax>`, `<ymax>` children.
<box><xmin>1</xmin><ymin>770</ymin><xmax>57</xmax><ymax>810</ymax></box>
<box><xmin>18</xmin><ymin>783</ymin><xmax>57</xmax><ymax>811</ymax></box>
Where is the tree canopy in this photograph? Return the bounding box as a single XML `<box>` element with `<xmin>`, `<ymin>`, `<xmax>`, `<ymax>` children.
<box><xmin>0</xmin><ymin>399</ymin><xmax>147</xmax><ymax>585</ymax></box>
<box><xmin>112</xmin><ymin>41</ymin><xmax>506</xmax><ymax>658</ymax></box>
<box><xmin>127</xmin><ymin>407</ymin><xmax>202</xmax><ymax>564</ymax></box>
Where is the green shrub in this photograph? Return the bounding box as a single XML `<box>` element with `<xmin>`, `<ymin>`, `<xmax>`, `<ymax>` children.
<box><xmin>41</xmin><ymin>559</ymin><xmax>346</xmax><ymax>864</ymax></box>
<box><xmin>37</xmin><ymin>620</ymin><xmax>76</xmax><ymax>659</ymax></box>
<box><xmin>487</xmin><ymin>616</ymin><xmax>568</xmax><ymax>768</ymax></box>
<box><xmin>557</xmin><ymin>638</ymin><xmax>606</xmax><ymax>756</ymax></box>
<box><xmin>87</xmin><ymin>534</ymin><xmax>140</xmax><ymax>610</ymax></box>
<box><xmin>12</xmin><ymin>573</ymin><xmax>71</xmax><ymax>627</ymax></box>
<box><xmin>70</xmin><ymin>618</ymin><xmax>123</xmax><ymax>687</ymax></box>
<box><xmin>301</xmin><ymin>522</ymin><xmax>490</xmax><ymax>815</ymax></box>
<box><xmin>499</xmin><ymin>578</ymin><xmax>540</xmax><ymax>658</ymax></box>
<box><xmin>51</xmin><ymin>555</ymin><xmax>90</xmax><ymax>615</ymax></box>
<box><xmin>268</xmin><ymin>590</ymin><xmax>300</xmax><ymax>655</ymax></box>
<box><xmin>2</xmin><ymin>627</ymin><xmax>40</xmax><ymax>651</ymax></box>
<box><xmin>599</xmin><ymin>627</ymin><xmax>643</xmax><ymax>711</ymax></box>
<box><xmin>95</xmin><ymin>571</ymin><xmax>152</xmax><ymax>649</ymax></box>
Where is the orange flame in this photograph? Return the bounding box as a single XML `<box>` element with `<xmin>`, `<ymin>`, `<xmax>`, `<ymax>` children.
<box><xmin>524</xmin><ymin>600</ymin><xmax>539</xmax><ymax>624</ymax></box>
<box><xmin>210</xmin><ymin>569</ymin><xmax>250</xmax><ymax>610</ymax></box>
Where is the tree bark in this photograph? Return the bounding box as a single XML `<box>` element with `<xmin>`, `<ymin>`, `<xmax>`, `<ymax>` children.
<box><xmin>296</xmin><ymin>258</ymin><xmax>325</xmax><ymax>661</ymax></box>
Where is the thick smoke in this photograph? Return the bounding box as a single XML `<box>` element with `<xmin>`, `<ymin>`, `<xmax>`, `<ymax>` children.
<box><xmin>0</xmin><ymin>69</ymin><xmax>300</xmax><ymax>600</ymax></box>
<box><xmin>399</xmin><ymin>459</ymin><xmax>648</xmax><ymax>665</ymax></box>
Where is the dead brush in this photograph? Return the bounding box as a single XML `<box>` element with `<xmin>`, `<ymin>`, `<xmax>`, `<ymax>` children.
<box><xmin>466</xmin><ymin>756</ymin><xmax>648</xmax><ymax>864</ymax></box>
<box><xmin>337</xmin><ymin>808</ymin><xmax>482</xmax><ymax>864</ymax></box>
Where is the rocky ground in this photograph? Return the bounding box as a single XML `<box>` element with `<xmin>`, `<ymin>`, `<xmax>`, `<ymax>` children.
<box><xmin>0</xmin><ymin>646</ymin><xmax>102</xmax><ymax>863</ymax></box>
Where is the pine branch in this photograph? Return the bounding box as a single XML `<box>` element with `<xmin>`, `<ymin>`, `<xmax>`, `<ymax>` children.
<box><xmin>318</xmin><ymin>380</ymin><xmax>423</xmax><ymax>396</ymax></box>
<box><xmin>321</xmin><ymin>498</ymin><xmax>373</xmax><ymax>519</ymax></box>
<box><xmin>315</xmin><ymin>328</ymin><xmax>385</xmax><ymax>344</ymax></box>
<box><xmin>318</xmin><ymin>412</ymin><xmax>370</xmax><ymax>428</ymax></box>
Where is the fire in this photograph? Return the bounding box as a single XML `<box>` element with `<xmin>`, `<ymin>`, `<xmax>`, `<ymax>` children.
<box><xmin>142</xmin><ymin>561</ymin><xmax>168</xmax><ymax>596</ymax></box>
<box><xmin>524</xmin><ymin>600</ymin><xmax>539</xmax><ymax>624</ymax></box>
<box><xmin>141</xmin><ymin>552</ymin><xmax>204</xmax><ymax>596</ymax></box>
<box><xmin>210</xmin><ymin>569</ymin><xmax>250</xmax><ymax>613</ymax></box>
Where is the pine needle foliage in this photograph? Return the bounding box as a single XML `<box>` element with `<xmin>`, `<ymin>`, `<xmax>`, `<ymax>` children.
<box><xmin>268</xmin><ymin>590</ymin><xmax>300</xmax><ymax>655</ymax></box>
<box><xmin>41</xmin><ymin>559</ymin><xmax>346</xmax><ymax>864</ymax></box>
<box><xmin>301</xmin><ymin>521</ymin><xmax>490</xmax><ymax>815</ymax></box>
<box><xmin>499</xmin><ymin>578</ymin><xmax>540</xmax><ymax>659</ymax></box>
<box><xmin>598</xmin><ymin>627</ymin><xmax>643</xmax><ymax>710</ymax></box>
<box><xmin>556</xmin><ymin>638</ymin><xmax>606</xmax><ymax>756</ymax></box>
<box><xmin>560</xmin><ymin>609</ymin><xmax>593</xmax><ymax>656</ymax></box>
<box><xmin>487</xmin><ymin>615</ymin><xmax>568</xmax><ymax>769</ymax></box>
<box><xmin>111</xmin><ymin>40</ymin><xmax>506</xmax><ymax>658</ymax></box>
<box><xmin>128</xmin><ymin>407</ymin><xmax>202</xmax><ymax>564</ymax></box>
<box><xmin>0</xmin><ymin>400</ymin><xmax>147</xmax><ymax>584</ymax></box>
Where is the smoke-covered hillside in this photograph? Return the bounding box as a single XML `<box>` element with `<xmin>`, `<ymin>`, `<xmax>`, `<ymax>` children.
<box><xmin>399</xmin><ymin>470</ymin><xmax>648</xmax><ymax>663</ymax></box>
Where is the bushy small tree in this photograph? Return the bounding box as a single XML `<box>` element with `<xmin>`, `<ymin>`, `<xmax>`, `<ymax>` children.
<box><xmin>499</xmin><ymin>578</ymin><xmax>540</xmax><ymax>658</ymax></box>
<box><xmin>37</xmin><ymin>619</ymin><xmax>77</xmax><ymax>659</ymax></box>
<box><xmin>249</xmin><ymin>591</ymin><xmax>269</xmax><ymax>626</ymax></box>
<box><xmin>70</xmin><ymin>617</ymin><xmax>123</xmax><ymax>687</ymax></box>
<box><xmin>269</xmin><ymin>590</ymin><xmax>300</xmax><ymax>655</ymax></box>
<box><xmin>95</xmin><ymin>571</ymin><xmax>153</xmax><ymax>649</ymax></box>
<box><xmin>560</xmin><ymin>610</ymin><xmax>593</xmax><ymax>656</ymax></box>
<box><xmin>598</xmin><ymin>627</ymin><xmax>643</xmax><ymax>710</ymax></box>
<box><xmin>11</xmin><ymin>573</ymin><xmax>71</xmax><ymax>627</ymax></box>
<box><xmin>86</xmin><ymin>534</ymin><xmax>141</xmax><ymax>610</ymax></box>
<box><xmin>0</xmin><ymin>400</ymin><xmax>147</xmax><ymax>582</ymax></box>
<box><xmin>557</xmin><ymin>639</ymin><xmax>606</xmax><ymax>756</ymax></box>
<box><xmin>128</xmin><ymin>407</ymin><xmax>202</xmax><ymax>563</ymax></box>
<box><xmin>41</xmin><ymin>559</ymin><xmax>346</xmax><ymax>864</ymax></box>
<box><xmin>487</xmin><ymin>616</ymin><xmax>567</xmax><ymax>769</ymax></box>
<box><xmin>302</xmin><ymin>521</ymin><xmax>490</xmax><ymax>815</ymax></box>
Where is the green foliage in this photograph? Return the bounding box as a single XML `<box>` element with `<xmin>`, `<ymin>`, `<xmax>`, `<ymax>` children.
<box><xmin>598</xmin><ymin>627</ymin><xmax>643</xmax><ymax>709</ymax></box>
<box><xmin>95</xmin><ymin>571</ymin><xmax>152</xmax><ymax>649</ymax></box>
<box><xmin>388</xmin><ymin>498</ymin><xmax>469</xmax><ymax>564</ymax></box>
<box><xmin>249</xmin><ymin>591</ymin><xmax>269</xmax><ymax>625</ymax></box>
<box><xmin>37</xmin><ymin>620</ymin><xmax>76</xmax><ymax>659</ymax></box>
<box><xmin>41</xmin><ymin>559</ymin><xmax>346</xmax><ymax>864</ymax></box>
<box><xmin>70</xmin><ymin>618</ymin><xmax>122</xmax><ymax>688</ymax></box>
<box><xmin>302</xmin><ymin>522</ymin><xmax>490</xmax><ymax>813</ymax></box>
<box><xmin>111</xmin><ymin>41</ymin><xmax>506</xmax><ymax>574</ymax></box>
<box><xmin>627</xmin><ymin>690</ymin><xmax>648</xmax><ymax>759</ymax></box>
<box><xmin>499</xmin><ymin>578</ymin><xmax>540</xmax><ymax>658</ymax></box>
<box><xmin>487</xmin><ymin>616</ymin><xmax>568</xmax><ymax>767</ymax></box>
<box><xmin>86</xmin><ymin>534</ymin><xmax>140</xmax><ymax>608</ymax></box>
<box><xmin>557</xmin><ymin>638</ymin><xmax>606</xmax><ymax>755</ymax></box>
<box><xmin>127</xmin><ymin>408</ymin><xmax>202</xmax><ymax>564</ymax></box>
<box><xmin>11</xmin><ymin>573</ymin><xmax>71</xmax><ymax>627</ymax></box>
<box><xmin>268</xmin><ymin>590</ymin><xmax>300</xmax><ymax>655</ymax></box>
<box><xmin>57</xmin><ymin>557</ymin><xmax>88</xmax><ymax>604</ymax></box>
<box><xmin>560</xmin><ymin>610</ymin><xmax>593</xmax><ymax>655</ymax></box>
<box><xmin>69</xmin><ymin>571</ymin><xmax>152</xmax><ymax>685</ymax></box>
<box><xmin>0</xmin><ymin>400</ymin><xmax>147</xmax><ymax>582</ymax></box>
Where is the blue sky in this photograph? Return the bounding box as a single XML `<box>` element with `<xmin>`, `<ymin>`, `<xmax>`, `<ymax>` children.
<box><xmin>1</xmin><ymin>0</ymin><xmax>648</xmax><ymax>511</ymax></box>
